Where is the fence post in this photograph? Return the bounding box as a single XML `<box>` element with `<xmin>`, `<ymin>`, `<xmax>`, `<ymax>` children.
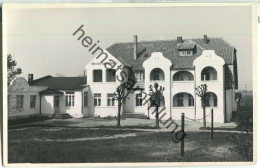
<box><xmin>181</xmin><ymin>113</ymin><xmax>184</xmax><ymax>157</ymax></box>
<box><xmin>211</xmin><ymin>109</ymin><xmax>214</xmax><ymax>140</ymax></box>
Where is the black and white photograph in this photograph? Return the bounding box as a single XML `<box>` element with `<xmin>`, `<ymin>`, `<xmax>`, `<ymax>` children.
<box><xmin>1</xmin><ymin>2</ymin><xmax>257</xmax><ymax>166</ymax></box>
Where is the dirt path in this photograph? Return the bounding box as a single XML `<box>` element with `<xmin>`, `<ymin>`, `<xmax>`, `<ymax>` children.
<box><xmin>9</xmin><ymin>132</ymin><xmax>143</xmax><ymax>142</ymax></box>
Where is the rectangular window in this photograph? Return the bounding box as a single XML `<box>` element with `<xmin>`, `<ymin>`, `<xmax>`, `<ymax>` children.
<box><xmin>30</xmin><ymin>95</ymin><xmax>37</xmax><ymax>108</ymax></box>
<box><xmin>16</xmin><ymin>95</ymin><xmax>24</xmax><ymax>109</ymax></box>
<box><xmin>84</xmin><ymin>92</ymin><xmax>88</xmax><ymax>107</ymax></box>
<box><xmin>177</xmin><ymin>94</ymin><xmax>184</xmax><ymax>107</ymax></box>
<box><xmin>106</xmin><ymin>69</ymin><xmax>116</xmax><ymax>82</ymax></box>
<box><xmin>188</xmin><ymin>95</ymin><xmax>194</xmax><ymax>106</ymax></box>
<box><xmin>107</xmin><ymin>94</ymin><xmax>115</xmax><ymax>106</ymax></box>
<box><xmin>94</xmin><ymin>94</ymin><xmax>101</xmax><ymax>106</ymax></box>
<box><xmin>93</xmin><ymin>70</ymin><xmax>102</xmax><ymax>82</ymax></box>
<box><xmin>135</xmin><ymin>94</ymin><xmax>142</xmax><ymax>106</ymax></box>
<box><xmin>54</xmin><ymin>95</ymin><xmax>59</xmax><ymax>107</ymax></box>
<box><xmin>65</xmin><ymin>92</ymin><xmax>75</xmax><ymax>107</ymax></box>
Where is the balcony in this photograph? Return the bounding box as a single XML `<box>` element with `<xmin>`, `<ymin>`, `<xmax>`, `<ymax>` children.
<box><xmin>172</xmin><ymin>81</ymin><xmax>194</xmax><ymax>94</ymax></box>
<box><xmin>134</xmin><ymin>81</ymin><xmax>144</xmax><ymax>88</ymax></box>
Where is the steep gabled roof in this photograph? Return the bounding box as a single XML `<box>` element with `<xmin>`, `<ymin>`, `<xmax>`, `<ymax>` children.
<box><xmin>32</xmin><ymin>76</ymin><xmax>87</xmax><ymax>90</ymax></box>
<box><xmin>107</xmin><ymin>37</ymin><xmax>235</xmax><ymax>70</ymax></box>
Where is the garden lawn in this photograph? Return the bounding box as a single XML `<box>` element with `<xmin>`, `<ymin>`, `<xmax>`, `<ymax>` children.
<box><xmin>8</xmin><ymin>126</ymin><xmax>252</xmax><ymax>163</ymax></box>
<box><xmin>9</xmin><ymin>117</ymin><xmax>237</xmax><ymax>132</ymax></box>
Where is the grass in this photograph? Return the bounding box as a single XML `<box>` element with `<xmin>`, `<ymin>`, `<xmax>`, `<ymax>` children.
<box><xmin>8</xmin><ymin>117</ymin><xmax>252</xmax><ymax>163</ymax></box>
<box><xmin>9</xmin><ymin>117</ymin><xmax>237</xmax><ymax>132</ymax></box>
<box><xmin>8</xmin><ymin>127</ymin><xmax>252</xmax><ymax>163</ymax></box>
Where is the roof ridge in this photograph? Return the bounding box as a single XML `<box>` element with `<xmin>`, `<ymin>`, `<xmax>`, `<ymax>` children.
<box><xmin>108</xmin><ymin>37</ymin><xmax>224</xmax><ymax>46</ymax></box>
<box><xmin>33</xmin><ymin>75</ymin><xmax>52</xmax><ymax>83</ymax></box>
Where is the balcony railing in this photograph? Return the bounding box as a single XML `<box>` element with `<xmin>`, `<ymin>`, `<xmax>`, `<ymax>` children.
<box><xmin>134</xmin><ymin>81</ymin><xmax>144</xmax><ymax>88</ymax></box>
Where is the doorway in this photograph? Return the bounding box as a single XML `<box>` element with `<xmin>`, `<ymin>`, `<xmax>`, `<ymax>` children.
<box><xmin>54</xmin><ymin>95</ymin><xmax>60</xmax><ymax>113</ymax></box>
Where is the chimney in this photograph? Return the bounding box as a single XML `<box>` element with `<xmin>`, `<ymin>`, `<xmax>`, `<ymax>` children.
<box><xmin>177</xmin><ymin>36</ymin><xmax>182</xmax><ymax>44</ymax></box>
<box><xmin>134</xmin><ymin>35</ymin><xmax>138</xmax><ymax>60</ymax></box>
<box><xmin>28</xmin><ymin>74</ymin><xmax>33</xmax><ymax>84</ymax></box>
<box><xmin>203</xmin><ymin>35</ymin><xmax>208</xmax><ymax>44</ymax></box>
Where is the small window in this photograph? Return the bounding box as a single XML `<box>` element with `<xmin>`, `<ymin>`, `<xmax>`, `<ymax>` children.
<box><xmin>84</xmin><ymin>92</ymin><xmax>88</xmax><ymax>107</ymax></box>
<box><xmin>16</xmin><ymin>95</ymin><xmax>24</xmax><ymax>109</ymax></box>
<box><xmin>65</xmin><ymin>93</ymin><xmax>75</xmax><ymax>107</ymax></box>
<box><xmin>107</xmin><ymin>94</ymin><xmax>115</xmax><ymax>106</ymax></box>
<box><xmin>94</xmin><ymin>94</ymin><xmax>101</xmax><ymax>106</ymax></box>
<box><xmin>30</xmin><ymin>95</ymin><xmax>37</xmax><ymax>108</ymax></box>
<box><xmin>93</xmin><ymin>70</ymin><xmax>102</xmax><ymax>82</ymax></box>
<box><xmin>136</xmin><ymin>94</ymin><xmax>142</xmax><ymax>106</ymax></box>
<box><xmin>54</xmin><ymin>95</ymin><xmax>59</xmax><ymax>107</ymax></box>
<box><xmin>179</xmin><ymin>51</ymin><xmax>193</xmax><ymax>56</ymax></box>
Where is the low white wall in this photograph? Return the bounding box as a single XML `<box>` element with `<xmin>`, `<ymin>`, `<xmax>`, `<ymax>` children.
<box><xmin>41</xmin><ymin>95</ymin><xmax>54</xmax><ymax>116</ymax></box>
<box><xmin>93</xmin><ymin>107</ymin><xmax>118</xmax><ymax>117</ymax></box>
<box><xmin>172</xmin><ymin>107</ymin><xmax>195</xmax><ymax>121</ymax></box>
<box><xmin>148</xmin><ymin>107</ymin><xmax>171</xmax><ymax>120</ymax></box>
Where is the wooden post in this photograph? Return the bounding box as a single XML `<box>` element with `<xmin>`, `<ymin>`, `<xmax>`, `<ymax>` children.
<box><xmin>181</xmin><ymin>113</ymin><xmax>184</xmax><ymax>157</ymax></box>
<box><xmin>211</xmin><ymin>109</ymin><xmax>214</xmax><ymax>140</ymax></box>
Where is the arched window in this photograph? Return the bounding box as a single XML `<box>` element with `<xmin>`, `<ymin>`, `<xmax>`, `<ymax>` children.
<box><xmin>201</xmin><ymin>66</ymin><xmax>217</xmax><ymax>81</ymax></box>
<box><xmin>150</xmin><ymin>68</ymin><xmax>165</xmax><ymax>81</ymax></box>
<box><xmin>106</xmin><ymin>69</ymin><xmax>116</xmax><ymax>82</ymax></box>
<box><xmin>173</xmin><ymin>71</ymin><xmax>194</xmax><ymax>81</ymax></box>
<box><xmin>173</xmin><ymin>93</ymin><xmax>194</xmax><ymax>107</ymax></box>
<box><xmin>202</xmin><ymin>92</ymin><xmax>218</xmax><ymax>107</ymax></box>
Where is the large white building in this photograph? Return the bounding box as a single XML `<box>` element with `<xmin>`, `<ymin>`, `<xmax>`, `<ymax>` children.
<box><xmin>8</xmin><ymin>35</ymin><xmax>238</xmax><ymax>123</ymax></box>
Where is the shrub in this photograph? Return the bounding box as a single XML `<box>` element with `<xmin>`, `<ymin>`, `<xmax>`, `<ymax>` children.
<box><xmin>228</xmin><ymin>134</ymin><xmax>253</xmax><ymax>161</ymax></box>
<box><xmin>234</xmin><ymin>93</ymin><xmax>253</xmax><ymax>132</ymax></box>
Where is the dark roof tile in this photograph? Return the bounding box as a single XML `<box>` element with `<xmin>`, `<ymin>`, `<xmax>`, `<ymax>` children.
<box><xmin>107</xmin><ymin>37</ymin><xmax>235</xmax><ymax>70</ymax></box>
<box><xmin>32</xmin><ymin>76</ymin><xmax>87</xmax><ymax>90</ymax></box>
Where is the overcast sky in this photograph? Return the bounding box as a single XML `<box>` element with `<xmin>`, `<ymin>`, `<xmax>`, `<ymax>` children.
<box><xmin>5</xmin><ymin>5</ymin><xmax>254</xmax><ymax>90</ymax></box>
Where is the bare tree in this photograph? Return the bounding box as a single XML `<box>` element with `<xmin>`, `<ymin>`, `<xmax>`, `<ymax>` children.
<box><xmin>114</xmin><ymin>83</ymin><xmax>132</xmax><ymax>127</ymax></box>
<box><xmin>149</xmin><ymin>82</ymin><xmax>165</xmax><ymax>128</ymax></box>
<box><xmin>195</xmin><ymin>84</ymin><xmax>208</xmax><ymax>128</ymax></box>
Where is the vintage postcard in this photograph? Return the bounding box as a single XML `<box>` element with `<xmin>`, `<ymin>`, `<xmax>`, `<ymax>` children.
<box><xmin>1</xmin><ymin>3</ymin><xmax>258</xmax><ymax>166</ymax></box>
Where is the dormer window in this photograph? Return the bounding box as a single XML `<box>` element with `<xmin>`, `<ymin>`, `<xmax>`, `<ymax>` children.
<box><xmin>177</xmin><ymin>40</ymin><xmax>196</xmax><ymax>56</ymax></box>
<box><xmin>179</xmin><ymin>50</ymin><xmax>193</xmax><ymax>56</ymax></box>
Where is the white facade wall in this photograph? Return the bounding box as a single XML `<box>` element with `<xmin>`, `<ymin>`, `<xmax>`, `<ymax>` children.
<box><xmin>82</xmin><ymin>49</ymin><xmax>236</xmax><ymax>123</ymax></box>
<box><xmin>8</xmin><ymin>77</ymin><xmax>47</xmax><ymax>119</ymax></box>
<box><xmin>85</xmin><ymin>50</ymin><xmax>125</xmax><ymax>117</ymax></box>
<box><xmin>125</xmin><ymin>91</ymin><xmax>147</xmax><ymax>114</ymax></box>
<box><xmin>58</xmin><ymin>91</ymin><xmax>83</xmax><ymax>118</ymax></box>
<box><xmin>41</xmin><ymin>95</ymin><xmax>54</xmax><ymax>116</ymax></box>
<box><xmin>193</xmin><ymin>50</ymin><xmax>226</xmax><ymax>123</ymax></box>
<box><xmin>143</xmin><ymin>52</ymin><xmax>172</xmax><ymax>120</ymax></box>
<box><xmin>171</xmin><ymin>70</ymin><xmax>195</xmax><ymax>120</ymax></box>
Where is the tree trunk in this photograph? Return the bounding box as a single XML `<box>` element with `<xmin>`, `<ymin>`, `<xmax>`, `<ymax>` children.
<box><xmin>117</xmin><ymin>102</ymin><xmax>122</xmax><ymax>127</ymax></box>
<box><xmin>156</xmin><ymin>105</ymin><xmax>159</xmax><ymax>128</ymax></box>
<box><xmin>203</xmin><ymin>105</ymin><xmax>206</xmax><ymax>128</ymax></box>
